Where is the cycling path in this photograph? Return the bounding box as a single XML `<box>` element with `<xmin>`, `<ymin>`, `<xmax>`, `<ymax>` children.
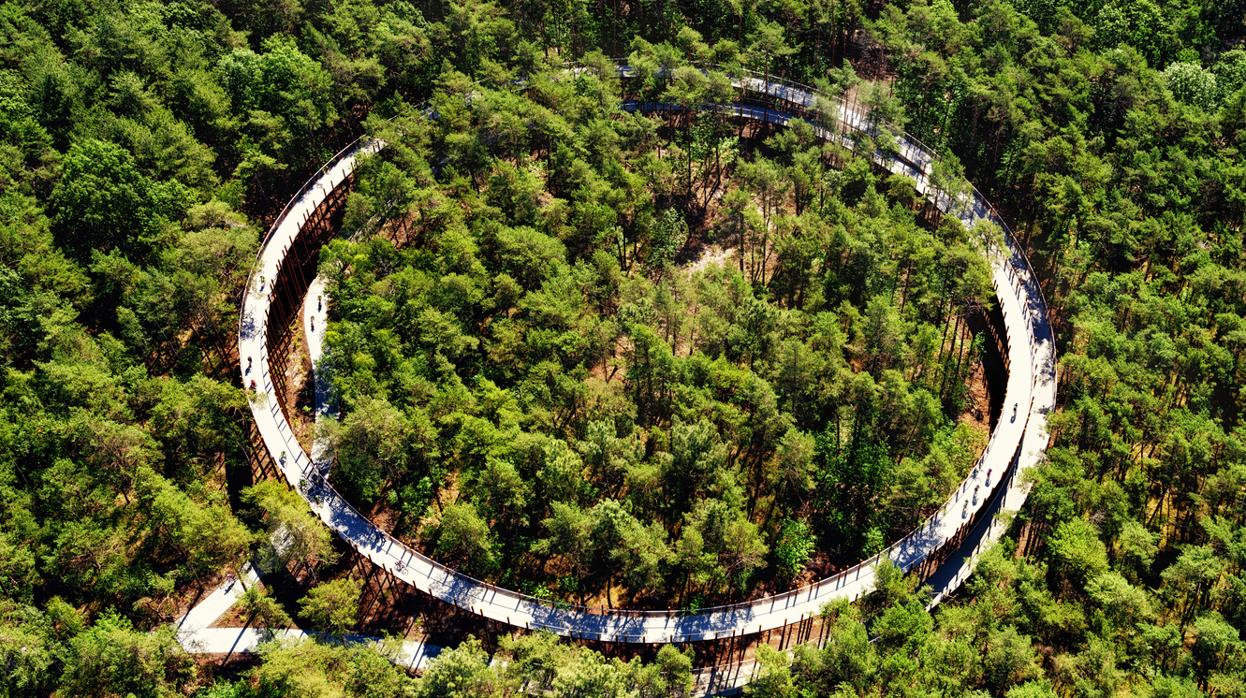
<box><xmin>235</xmin><ymin>70</ymin><xmax>1056</xmax><ymax>646</ymax></box>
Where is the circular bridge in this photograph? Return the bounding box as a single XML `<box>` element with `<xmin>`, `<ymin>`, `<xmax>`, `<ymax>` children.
<box><xmin>238</xmin><ymin>65</ymin><xmax>1057</xmax><ymax>645</ymax></box>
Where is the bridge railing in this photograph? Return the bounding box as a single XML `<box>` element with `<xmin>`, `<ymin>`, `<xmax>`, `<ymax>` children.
<box><xmin>710</xmin><ymin>66</ymin><xmax>1053</xmax><ymax>378</ymax></box>
<box><xmin>238</xmin><ymin>63</ymin><xmax>1055</xmax><ymax>635</ymax></box>
<box><xmin>238</xmin><ymin>135</ymin><xmax>375</xmax><ymax>347</ymax></box>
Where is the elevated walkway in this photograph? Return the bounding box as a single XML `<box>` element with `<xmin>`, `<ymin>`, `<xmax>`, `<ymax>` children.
<box><xmin>236</xmin><ymin>67</ymin><xmax>1056</xmax><ymax>646</ymax></box>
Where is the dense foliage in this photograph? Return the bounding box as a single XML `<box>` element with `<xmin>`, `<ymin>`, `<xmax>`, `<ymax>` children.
<box><xmin>0</xmin><ymin>0</ymin><xmax>1244</xmax><ymax>693</ymax></box>
<box><xmin>318</xmin><ymin>65</ymin><xmax>992</xmax><ymax>606</ymax></box>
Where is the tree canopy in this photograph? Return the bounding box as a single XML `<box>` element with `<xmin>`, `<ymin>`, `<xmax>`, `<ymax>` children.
<box><xmin>1</xmin><ymin>0</ymin><xmax>1244</xmax><ymax>692</ymax></box>
<box><xmin>317</xmin><ymin>61</ymin><xmax>993</xmax><ymax>607</ymax></box>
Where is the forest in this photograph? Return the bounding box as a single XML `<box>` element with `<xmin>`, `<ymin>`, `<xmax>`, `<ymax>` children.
<box><xmin>316</xmin><ymin>62</ymin><xmax>994</xmax><ymax>608</ymax></box>
<box><xmin>0</xmin><ymin>0</ymin><xmax>1243</xmax><ymax>694</ymax></box>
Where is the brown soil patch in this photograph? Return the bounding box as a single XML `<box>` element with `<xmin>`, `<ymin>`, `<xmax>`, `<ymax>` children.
<box><xmin>960</xmin><ymin>350</ymin><xmax>992</xmax><ymax>435</ymax></box>
<box><xmin>212</xmin><ymin>603</ymin><xmax>251</xmax><ymax>629</ymax></box>
<box><xmin>282</xmin><ymin>315</ymin><xmax>316</xmax><ymax>454</ymax></box>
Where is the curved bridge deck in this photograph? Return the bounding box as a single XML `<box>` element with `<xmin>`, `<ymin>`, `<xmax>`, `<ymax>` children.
<box><xmin>237</xmin><ymin>67</ymin><xmax>1057</xmax><ymax>645</ymax></box>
